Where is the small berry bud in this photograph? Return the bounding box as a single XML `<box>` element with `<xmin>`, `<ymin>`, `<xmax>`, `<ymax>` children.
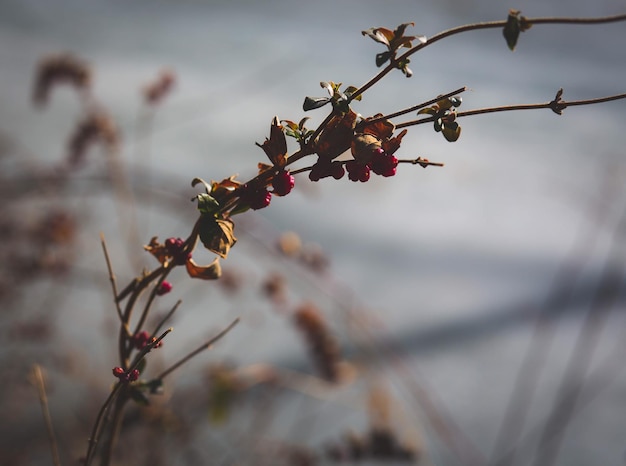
<box><xmin>127</xmin><ymin>369</ymin><xmax>140</xmax><ymax>382</ymax></box>
<box><xmin>112</xmin><ymin>366</ymin><xmax>125</xmax><ymax>378</ymax></box>
<box><xmin>157</xmin><ymin>281</ymin><xmax>173</xmax><ymax>296</ymax></box>
<box><xmin>132</xmin><ymin>330</ymin><xmax>151</xmax><ymax>349</ymax></box>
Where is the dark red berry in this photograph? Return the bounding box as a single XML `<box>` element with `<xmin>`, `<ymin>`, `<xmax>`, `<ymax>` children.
<box><xmin>330</xmin><ymin>161</ymin><xmax>345</xmax><ymax>180</ymax></box>
<box><xmin>346</xmin><ymin>160</ymin><xmax>370</xmax><ymax>182</ymax></box>
<box><xmin>240</xmin><ymin>184</ymin><xmax>272</xmax><ymax>210</ymax></box>
<box><xmin>112</xmin><ymin>366</ymin><xmax>125</xmax><ymax>378</ymax></box>
<box><xmin>128</xmin><ymin>369</ymin><xmax>140</xmax><ymax>382</ymax></box>
<box><xmin>132</xmin><ymin>331</ymin><xmax>151</xmax><ymax>349</ymax></box>
<box><xmin>272</xmin><ymin>170</ymin><xmax>295</xmax><ymax>196</ymax></box>
<box><xmin>370</xmin><ymin>150</ymin><xmax>398</xmax><ymax>177</ymax></box>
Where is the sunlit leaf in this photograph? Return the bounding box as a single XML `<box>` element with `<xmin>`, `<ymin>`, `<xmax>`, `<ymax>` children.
<box><xmin>303</xmin><ymin>96</ymin><xmax>331</xmax><ymax>111</ymax></box>
<box><xmin>191</xmin><ymin>177</ymin><xmax>212</xmax><ymax>193</ymax></box>
<box><xmin>361</xmin><ymin>27</ymin><xmax>391</xmax><ymax>46</ymax></box>
<box><xmin>194</xmin><ymin>193</ymin><xmax>220</xmax><ymax>215</ymax></box>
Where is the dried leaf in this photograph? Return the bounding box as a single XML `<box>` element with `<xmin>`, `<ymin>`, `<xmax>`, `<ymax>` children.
<box><xmin>144</xmin><ymin>237</ymin><xmax>168</xmax><ymax>265</ymax></box>
<box><xmin>314</xmin><ymin>110</ymin><xmax>357</xmax><ymax>161</ymax></box>
<box><xmin>381</xmin><ymin>129</ymin><xmax>408</xmax><ymax>155</ymax></box>
<box><xmin>198</xmin><ymin>215</ymin><xmax>237</xmax><ymax>259</ymax></box>
<box><xmin>361</xmin><ymin>115</ymin><xmax>395</xmax><ymax>140</ymax></box>
<box><xmin>256</xmin><ymin>116</ymin><xmax>287</xmax><ymax>167</ymax></box>
<box><xmin>186</xmin><ymin>257</ymin><xmax>221</xmax><ymax>280</ymax></box>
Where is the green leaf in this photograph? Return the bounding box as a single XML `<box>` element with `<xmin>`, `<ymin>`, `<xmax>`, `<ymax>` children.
<box><xmin>194</xmin><ymin>193</ymin><xmax>220</xmax><ymax>215</ymax></box>
<box><xmin>343</xmin><ymin>86</ymin><xmax>362</xmax><ymax>101</ymax></box>
<box><xmin>136</xmin><ymin>358</ymin><xmax>147</xmax><ymax>375</ymax></box>
<box><xmin>503</xmin><ymin>10</ymin><xmax>522</xmax><ymax>51</ymax></box>
<box><xmin>146</xmin><ymin>379</ymin><xmax>164</xmax><ymax>395</ymax></box>
<box><xmin>129</xmin><ymin>387</ymin><xmax>150</xmax><ymax>406</ymax></box>
<box><xmin>303</xmin><ymin>96</ymin><xmax>330</xmax><ymax>111</ymax></box>
<box><xmin>442</xmin><ymin>123</ymin><xmax>461</xmax><ymax>142</ymax></box>
<box><xmin>375</xmin><ymin>51</ymin><xmax>392</xmax><ymax>67</ymax></box>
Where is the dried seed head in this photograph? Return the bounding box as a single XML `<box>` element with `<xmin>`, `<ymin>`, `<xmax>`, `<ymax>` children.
<box><xmin>67</xmin><ymin>111</ymin><xmax>119</xmax><ymax>167</ymax></box>
<box><xmin>33</xmin><ymin>53</ymin><xmax>91</xmax><ymax>106</ymax></box>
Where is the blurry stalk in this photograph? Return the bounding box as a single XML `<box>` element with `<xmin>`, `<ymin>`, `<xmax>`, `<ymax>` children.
<box><xmin>529</xmin><ymin>199</ymin><xmax>626</xmax><ymax>466</ymax></box>
<box><xmin>489</xmin><ymin>173</ymin><xmax>622</xmax><ymax>466</ymax></box>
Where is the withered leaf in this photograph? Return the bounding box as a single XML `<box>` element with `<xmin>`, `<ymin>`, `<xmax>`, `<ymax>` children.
<box><xmin>144</xmin><ymin>236</ymin><xmax>168</xmax><ymax>265</ymax></box>
<box><xmin>186</xmin><ymin>257</ymin><xmax>222</xmax><ymax>280</ymax></box>
<box><xmin>315</xmin><ymin>110</ymin><xmax>357</xmax><ymax>161</ymax></box>
<box><xmin>198</xmin><ymin>215</ymin><xmax>237</xmax><ymax>259</ymax></box>
<box><xmin>381</xmin><ymin>129</ymin><xmax>408</xmax><ymax>155</ymax></box>
<box><xmin>361</xmin><ymin>115</ymin><xmax>395</xmax><ymax>140</ymax></box>
<box><xmin>256</xmin><ymin>116</ymin><xmax>287</xmax><ymax>167</ymax></box>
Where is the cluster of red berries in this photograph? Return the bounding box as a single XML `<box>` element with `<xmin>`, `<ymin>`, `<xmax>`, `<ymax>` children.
<box><xmin>131</xmin><ymin>330</ymin><xmax>163</xmax><ymax>350</ymax></box>
<box><xmin>112</xmin><ymin>367</ymin><xmax>139</xmax><ymax>383</ymax></box>
<box><xmin>310</xmin><ymin>148</ymin><xmax>398</xmax><ymax>183</ymax></box>
<box><xmin>239</xmin><ymin>170</ymin><xmax>295</xmax><ymax>210</ymax></box>
<box><xmin>164</xmin><ymin>237</ymin><xmax>191</xmax><ymax>265</ymax></box>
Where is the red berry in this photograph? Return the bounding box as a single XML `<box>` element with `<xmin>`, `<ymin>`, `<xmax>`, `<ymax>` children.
<box><xmin>112</xmin><ymin>366</ymin><xmax>125</xmax><ymax>378</ymax></box>
<box><xmin>272</xmin><ymin>170</ymin><xmax>295</xmax><ymax>196</ymax></box>
<box><xmin>370</xmin><ymin>150</ymin><xmax>398</xmax><ymax>177</ymax></box>
<box><xmin>128</xmin><ymin>369</ymin><xmax>140</xmax><ymax>382</ymax></box>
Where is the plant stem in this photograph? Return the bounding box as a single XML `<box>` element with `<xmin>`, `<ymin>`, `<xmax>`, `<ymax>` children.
<box><xmin>100</xmin><ymin>233</ymin><xmax>132</xmax><ymax>337</ymax></box>
<box><xmin>350</xmin><ymin>13</ymin><xmax>626</xmax><ymax>102</ymax></box>
<box><xmin>395</xmin><ymin>91</ymin><xmax>626</xmax><ymax>129</ymax></box>
<box><xmin>156</xmin><ymin>318</ymin><xmax>240</xmax><ymax>380</ymax></box>
<box><xmin>31</xmin><ymin>365</ymin><xmax>62</xmax><ymax>466</ymax></box>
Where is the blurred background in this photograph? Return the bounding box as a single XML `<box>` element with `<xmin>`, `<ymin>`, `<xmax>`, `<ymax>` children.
<box><xmin>1</xmin><ymin>0</ymin><xmax>626</xmax><ymax>465</ymax></box>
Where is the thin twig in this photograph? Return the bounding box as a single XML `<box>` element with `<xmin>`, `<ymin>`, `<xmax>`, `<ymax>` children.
<box><xmin>360</xmin><ymin>86</ymin><xmax>468</xmax><ymax>127</ymax></box>
<box><xmin>156</xmin><ymin>318</ymin><xmax>240</xmax><ymax>380</ymax></box>
<box><xmin>100</xmin><ymin>233</ymin><xmax>131</xmax><ymax>337</ymax></box>
<box><xmin>396</xmin><ymin>92</ymin><xmax>626</xmax><ymax>129</ymax></box>
<box><xmin>152</xmin><ymin>299</ymin><xmax>183</xmax><ymax>336</ymax></box>
<box><xmin>84</xmin><ymin>328</ymin><xmax>172</xmax><ymax>466</ymax></box>
<box><xmin>132</xmin><ymin>266</ymin><xmax>173</xmax><ymax>339</ymax></box>
<box><xmin>351</xmin><ymin>13</ymin><xmax>626</xmax><ymax>102</ymax></box>
<box><xmin>31</xmin><ymin>365</ymin><xmax>62</xmax><ymax>466</ymax></box>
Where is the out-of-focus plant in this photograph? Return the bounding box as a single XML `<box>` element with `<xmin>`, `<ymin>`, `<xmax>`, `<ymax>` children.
<box><xmin>22</xmin><ymin>9</ymin><xmax>626</xmax><ymax>466</ymax></box>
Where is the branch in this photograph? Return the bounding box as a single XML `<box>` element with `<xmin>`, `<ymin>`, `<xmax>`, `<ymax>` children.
<box><xmin>395</xmin><ymin>90</ymin><xmax>626</xmax><ymax>129</ymax></box>
<box><xmin>156</xmin><ymin>318</ymin><xmax>240</xmax><ymax>381</ymax></box>
<box><xmin>351</xmin><ymin>13</ymin><xmax>626</xmax><ymax>102</ymax></box>
<box><xmin>100</xmin><ymin>233</ymin><xmax>131</xmax><ymax>337</ymax></box>
<box><xmin>30</xmin><ymin>365</ymin><xmax>62</xmax><ymax>466</ymax></box>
